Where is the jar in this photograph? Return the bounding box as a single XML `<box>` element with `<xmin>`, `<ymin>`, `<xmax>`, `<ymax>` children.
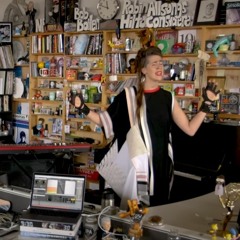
<box><xmin>84</xmin><ymin>216</ymin><xmax>98</xmax><ymax>240</ymax></box>
<box><xmin>88</xmin><ymin>86</ymin><xmax>98</xmax><ymax>103</ymax></box>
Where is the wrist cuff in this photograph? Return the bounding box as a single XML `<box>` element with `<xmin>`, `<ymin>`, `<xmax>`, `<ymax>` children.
<box><xmin>199</xmin><ymin>102</ymin><xmax>210</xmax><ymax>113</ymax></box>
<box><xmin>79</xmin><ymin>104</ymin><xmax>90</xmax><ymax>116</ymax></box>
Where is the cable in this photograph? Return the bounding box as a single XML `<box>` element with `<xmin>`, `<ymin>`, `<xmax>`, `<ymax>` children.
<box><xmin>82</xmin><ymin>206</ymin><xmax>128</xmax><ymax>239</ymax></box>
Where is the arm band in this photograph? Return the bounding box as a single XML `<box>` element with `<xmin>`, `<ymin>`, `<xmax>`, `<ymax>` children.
<box><xmin>79</xmin><ymin>104</ymin><xmax>90</xmax><ymax>116</ymax></box>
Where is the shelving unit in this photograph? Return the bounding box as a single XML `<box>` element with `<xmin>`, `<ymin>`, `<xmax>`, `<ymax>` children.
<box><xmin>102</xmin><ymin>25</ymin><xmax>240</xmax><ymax>121</ymax></box>
<box><xmin>12</xmin><ymin>35</ymin><xmax>30</xmax><ymax>143</ymax></box>
<box><xmin>0</xmin><ymin>32</ymin><xmax>15</xmax><ymax>143</ymax></box>
<box><xmin>29</xmin><ymin>32</ymin><xmax>65</xmax><ymax>143</ymax></box>
<box><xmin>24</xmin><ymin>25</ymin><xmax>240</xmax><ymax>144</ymax></box>
<box><xmin>63</xmin><ymin>30</ymin><xmax>105</xmax><ymax>144</ymax></box>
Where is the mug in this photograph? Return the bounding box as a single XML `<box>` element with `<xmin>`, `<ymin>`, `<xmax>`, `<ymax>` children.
<box><xmin>39</xmin><ymin>68</ymin><xmax>49</xmax><ymax>77</ymax></box>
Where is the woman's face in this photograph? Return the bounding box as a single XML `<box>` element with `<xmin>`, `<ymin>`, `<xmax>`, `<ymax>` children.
<box><xmin>141</xmin><ymin>55</ymin><xmax>164</xmax><ymax>83</ymax></box>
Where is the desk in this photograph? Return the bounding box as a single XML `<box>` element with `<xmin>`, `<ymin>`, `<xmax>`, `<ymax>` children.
<box><xmin>4</xmin><ymin>190</ymin><xmax>240</xmax><ymax>240</ymax></box>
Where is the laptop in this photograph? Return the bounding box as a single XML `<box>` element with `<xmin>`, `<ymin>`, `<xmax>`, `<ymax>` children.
<box><xmin>20</xmin><ymin>172</ymin><xmax>86</xmax><ymax>224</ymax></box>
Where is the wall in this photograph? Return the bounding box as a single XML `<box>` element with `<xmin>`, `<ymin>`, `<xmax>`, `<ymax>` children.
<box><xmin>0</xmin><ymin>0</ymin><xmax>239</xmax><ymax>27</ymax></box>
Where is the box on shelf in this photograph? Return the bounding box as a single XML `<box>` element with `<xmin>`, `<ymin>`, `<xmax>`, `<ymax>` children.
<box><xmin>74</xmin><ymin>166</ymin><xmax>99</xmax><ymax>182</ymax></box>
<box><xmin>220</xmin><ymin>93</ymin><xmax>240</xmax><ymax>114</ymax></box>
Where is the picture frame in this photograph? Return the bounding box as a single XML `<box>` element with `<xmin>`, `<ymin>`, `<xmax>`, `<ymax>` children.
<box><xmin>194</xmin><ymin>0</ymin><xmax>222</xmax><ymax>25</ymax></box>
<box><xmin>0</xmin><ymin>22</ymin><xmax>12</xmax><ymax>43</ymax></box>
<box><xmin>225</xmin><ymin>1</ymin><xmax>240</xmax><ymax>25</ymax></box>
<box><xmin>207</xmin><ymin>76</ymin><xmax>226</xmax><ymax>91</ymax></box>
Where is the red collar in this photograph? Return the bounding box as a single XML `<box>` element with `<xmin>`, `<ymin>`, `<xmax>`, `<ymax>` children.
<box><xmin>144</xmin><ymin>86</ymin><xmax>160</xmax><ymax>93</ymax></box>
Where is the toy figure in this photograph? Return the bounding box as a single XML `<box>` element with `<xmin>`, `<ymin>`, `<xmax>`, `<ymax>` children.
<box><xmin>26</xmin><ymin>1</ymin><xmax>37</xmax><ymax>34</ymax></box>
<box><xmin>119</xmin><ymin>199</ymin><xmax>149</xmax><ymax>239</ymax></box>
<box><xmin>33</xmin><ymin>118</ymin><xmax>44</xmax><ymax>136</ymax></box>
<box><xmin>212</xmin><ymin>35</ymin><xmax>232</xmax><ymax>57</ymax></box>
<box><xmin>137</xmin><ymin>28</ymin><xmax>154</xmax><ymax>48</ymax></box>
<box><xmin>209</xmin><ymin>223</ymin><xmax>218</xmax><ymax>240</ymax></box>
<box><xmin>35</xmin><ymin>90</ymin><xmax>42</xmax><ymax>100</ymax></box>
<box><xmin>21</xmin><ymin>21</ymin><xmax>26</xmax><ymax>36</ymax></box>
<box><xmin>49</xmin><ymin>0</ymin><xmax>60</xmax><ymax>24</ymax></box>
<box><xmin>126</xmin><ymin>58</ymin><xmax>136</xmax><ymax>74</ymax></box>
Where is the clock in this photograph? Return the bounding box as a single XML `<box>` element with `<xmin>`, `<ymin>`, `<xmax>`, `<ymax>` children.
<box><xmin>97</xmin><ymin>0</ymin><xmax>120</xmax><ymax>20</ymax></box>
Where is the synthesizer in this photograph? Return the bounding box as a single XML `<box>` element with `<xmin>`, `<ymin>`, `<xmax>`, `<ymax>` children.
<box><xmin>0</xmin><ymin>143</ymin><xmax>92</xmax><ymax>154</ymax></box>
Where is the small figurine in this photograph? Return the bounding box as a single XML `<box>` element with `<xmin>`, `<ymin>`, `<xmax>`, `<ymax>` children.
<box><xmin>50</xmin><ymin>57</ymin><xmax>57</xmax><ymax>77</ymax></box>
<box><xmin>84</xmin><ymin>72</ymin><xmax>89</xmax><ymax>81</ymax></box>
<box><xmin>212</xmin><ymin>35</ymin><xmax>232</xmax><ymax>57</ymax></box>
<box><xmin>209</xmin><ymin>223</ymin><xmax>218</xmax><ymax>240</ymax></box>
<box><xmin>137</xmin><ymin>28</ymin><xmax>154</xmax><ymax>48</ymax></box>
<box><xmin>15</xmin><ymin>26</ymin><xmax>21</xmax><ymax>36</ymax></box>
<box><xmin>119</xmin><ymin>199</ymin><xmax>149</xmax><ymax>240</ymax></box>
<box><xmin>21</xmin><ymin>21</ymin><xmax>26</xmax><ymax>36</ymax></box>
<box><xmin>48</xmin><ymin>0</ymin><xmax>60</xmax><ymax>24</ymax></box>
<box><xmin>35</xmin><ymin>90</ymin><xmax>42</xmax><ymax>100</ymax></box>
<box><xmin>26</xmin><ymin>1</ymin><xmax>37</xmax><ymax>34</ymax></box>
<box><xmin>126</xmin><ymin>58</ymin><xmax>136</xmax><ymax>74</ymax></box>
<box><xmin>33</xmin><ymin>118</ymin><xmax>44</xmax><ymax>136</ymax></box>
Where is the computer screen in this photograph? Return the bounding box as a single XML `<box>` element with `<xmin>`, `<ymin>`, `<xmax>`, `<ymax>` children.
<box><xmin>31</xmin><ymin>173</ymin><xmax>85</xmax><ymax>212</ymax></box>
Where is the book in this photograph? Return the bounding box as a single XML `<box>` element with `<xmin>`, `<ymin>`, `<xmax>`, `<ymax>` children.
<box><xmin>3</xmin><ymin>95</ymin><xmax>9</xmax><ymax>111</ymax></box>
<box><xmin>185</xmin><ymin>83</ymin><xmax>195</xmax><ymax>96</ymax></box>
<box><xmin>0</xmin><ymin>71</ymin><xmax>6</xmax><ymax>94</ymax></box>
<box><xmin>155</xmin><ymin>30</ymin><xmax>178</xmax><ymax>54</ymax></box>
<box><xmin>13</xmin><ymin>118</ymin><xmax>29</xmax><ymax>144</ymax></box>
<box><xmin>20</xmin><ymin>231</ymin><xmax>79</xmax><ymax>240</ymax></box>
<box><xmin>20</xmin><ymin>216</ymin><xmax>81</xmax><ymax>237</ymax></box>
<box><xmin>85</xmin><ymin>35</ymin><xmax>95</xmax><ymax>55</ymax></box>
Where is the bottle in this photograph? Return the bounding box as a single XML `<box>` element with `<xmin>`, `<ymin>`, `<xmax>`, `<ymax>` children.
<box><xmin>21</xmin><ymin>21</ymin><xmax>26</xmax><ymax>36</ymax></box>
<box><xmin>44</xmin><ymin>124</ymin><xmax>48</xmax><ymax>137</ymax></box>
<box><xmin>84</xmin><ymin>216</ymin><xmax>98</xmax><ymax>240</ymax></box>
<box><xmin>230</xmin><ymin>34</ymin><xmax>236</xmax><ymax>51</ymax></box>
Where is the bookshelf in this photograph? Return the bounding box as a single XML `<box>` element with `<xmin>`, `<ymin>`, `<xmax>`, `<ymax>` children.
<box><xmin>64</xmin><ymin>30</ymin><xmax>105</xmax><ymax>144</ymax></box>
<box><xmin>12</xmin><ymin>35</ymin><xmax>30</xmax><ymax>144</ymax></box>
<box><xmin>29</xmin><ymin>32</ymin><xmax>65</xmax><ymax>143</ymax></box>
<box><xmin>0</xmin><ymin>35</ymin><xmax>15</xmax><ymax>143</ymax></box>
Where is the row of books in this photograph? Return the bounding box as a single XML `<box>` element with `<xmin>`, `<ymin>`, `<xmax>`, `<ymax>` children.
<box><xmin>0</xmin><ymin>45</ymin><xmax>14</xmax><ymax>69</ymax></box>
<box><xmin>0</xmin><ymin>71</ymin><xmax>14</xmax><ymax>95</ymax></box>
<box><xmin>105</xmin><ymin>53</ymin><xmax>127</xmax><ymax>74</ymax></box>
<box><xmin>32</xmin><ymin>34</ymin><xmax>64</xmax><ymax>54</ymax></box>
<box><xmin>65</xmin><ymin>34</ymin><xmax>103</xmax><ymax>55</ymax></box>
<box><xmin>0</xmin><ymin>95</ymin><xmax>10</xmax><ymax>112</ymax></box>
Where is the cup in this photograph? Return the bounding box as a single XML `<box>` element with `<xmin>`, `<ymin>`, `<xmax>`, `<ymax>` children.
<box><xmin>39</xmin><ymin>68</ymin><xmax>49</xmax><ymax>77</ymax></box>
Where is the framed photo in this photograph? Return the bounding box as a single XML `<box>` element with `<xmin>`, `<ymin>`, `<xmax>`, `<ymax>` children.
<box><xmin>0</xmin><ymin>22</ymin><xmax>12</xmax><ymax>43</ymax></box>
<box><xmin>194</xmin><ymin>0</ymin><xmax>222</xmax><ymax>25</ymax></box>
<box><xmin>207</xmin><ymin>76</ymin><xmax>226</xmax><ymax>91</ymax></box>
<box><xmin>205</xmin><ymin>40</ymin><xmax>216</xmax><ymax>51</ymax></box>
<box><xmin>226</xmin><ymin>2</ymin><xmax>240</xmax><ymax>24</ymax></box>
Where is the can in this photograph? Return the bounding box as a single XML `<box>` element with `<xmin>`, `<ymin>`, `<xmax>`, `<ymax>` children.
<box><xmin>84</xmin><ymin>216</ymin><xmax>98</xmax><ymax>240</ymax></box>
<box><xmin>125</xmin><ymin>38</ymin><xmax>132</xmax><ymax>51</ymax></box>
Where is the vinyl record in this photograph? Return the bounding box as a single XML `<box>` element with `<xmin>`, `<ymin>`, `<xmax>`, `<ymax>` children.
<box><xmin>13</xmin><ymin>77</ymin><xmax>24</xmax><ymax>98</ymax></box>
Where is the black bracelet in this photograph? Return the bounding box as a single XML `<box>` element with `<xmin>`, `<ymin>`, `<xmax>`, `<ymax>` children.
<box><xmin>199</xmin><ymin>101</ymin><xmax>210</xmax><ymax>113</ymax></box>
<box><xmin>79</xmin><ymin>104</ymin><xmax>90</xmax><ymax>116</ymax></box>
